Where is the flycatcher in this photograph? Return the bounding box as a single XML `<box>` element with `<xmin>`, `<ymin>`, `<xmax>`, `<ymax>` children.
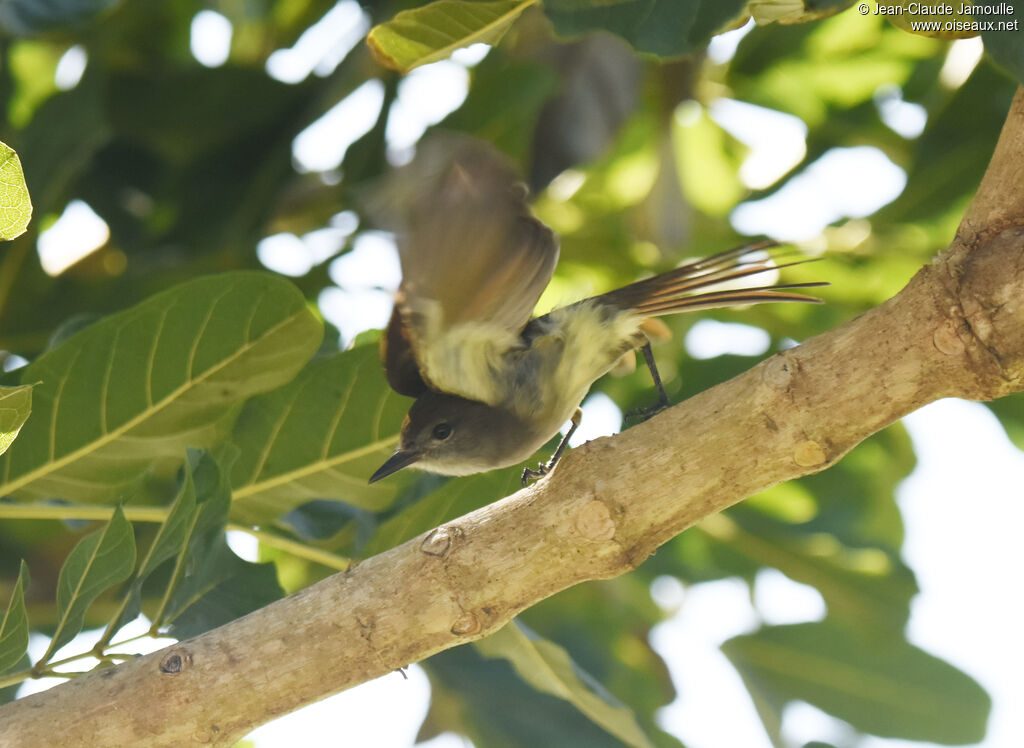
<box><xmin>370</xmin><ymin>138</ymin><xmax>824</xmax><ymax>484</ymax></box>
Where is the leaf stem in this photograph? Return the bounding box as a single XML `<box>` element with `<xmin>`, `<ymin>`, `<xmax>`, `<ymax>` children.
<box><xmin>0</xmin><ymin>503</ymin><xmax>352</xmax><ymax>568</ymax></box>
<box><xmin>43</xmin><ymin>650</ymin><xmax>102</xmax><ymax>671</ymax></box>
<box><xmin>0</xmin><ymin>503</ymin><xmax>168</xmax><ymax>523</ymax></box>
<box><xmin>148</xmin><ymin>512</ymin><xmax>202</xmax><ymax>629</ymax></box>
<box><xmin>34</xmin><ymin>641</ymin><xmax>140</xmax><ymax>678</ymax></box>
<box><xmin>105</xmin><ymin>631</ymin><xmax>154</xmax><ymax>650</ymax></box>
<box><xmin>0</xmin><ymin>668</ymin><xmax>33</xmax><ymax>690</ymax></box>
<box><xmin>242</xmin><ymin>526</ymin><xmax>351</xmax><ymax>570</ymax></box>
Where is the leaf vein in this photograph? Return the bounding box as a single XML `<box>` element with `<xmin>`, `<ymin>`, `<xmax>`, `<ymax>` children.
<box><xmin>3</xmin><ymin>308</ymin><xmax>309</xmax><ymax>496</ymax></box>
<box><xmin>146</xmin><ymin>306</ymin><xmax>172</xmax><ymax>408</ymax></box>
<box><xmin>48</xmin><ymin>348</ymin><xmax>84</xmax><ymax>463</ymax></box>
<box><xmin>186</xmin><ymin>282</ymin><xmax>239</xmax><ymax>380</ymax></box>
<box><xmin>99</xmin><ymin>325</ymin><xmax>122</xmax><ymax>434</ymax></box>
<box><xmin>324</xmin><ymin>359</ymin><xmax>364</xmax><ymax>461</ymax></box>
<box><xmin>250</xmin><ymin>375</ymin><xmax>310</xmax><ymax>482</ymax></box>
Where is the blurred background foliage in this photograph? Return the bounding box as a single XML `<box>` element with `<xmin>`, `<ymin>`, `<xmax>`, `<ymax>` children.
<box><xmin>0</xmin><ymin>0</ymin><xmax>1022</xmax><ymax>746</ymax></box>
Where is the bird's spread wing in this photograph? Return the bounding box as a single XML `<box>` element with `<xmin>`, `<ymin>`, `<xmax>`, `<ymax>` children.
<box><xmin>381</xmin><ymin>136</ymin><xmax>558</xmax><ymax>404</ymax></box>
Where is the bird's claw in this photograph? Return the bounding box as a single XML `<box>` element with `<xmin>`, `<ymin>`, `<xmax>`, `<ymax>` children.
<box><xmin>626</xmin><ymin>396</ymin><xmax>670</xmax><ymax>424</ymax></box>
<box><xmin>521</xmin><ymin>463</ymin><xmax>549</xmax><ymax>486</ymax></box>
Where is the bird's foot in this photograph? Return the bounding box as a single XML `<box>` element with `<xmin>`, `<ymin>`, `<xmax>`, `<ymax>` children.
<box><xmin>521</xmin><ymin>463</ymin><xmax>549</xmax><ymax>486</ymax></box>
<box><xmin>521</xmin><ymin>408</ymin><xmax>582</xmax><ymax>486</ymax></box>
<box><xmin>626</xmin><ymin>395</ymin><xmax>670</xmax><ymax>424</ymax></box>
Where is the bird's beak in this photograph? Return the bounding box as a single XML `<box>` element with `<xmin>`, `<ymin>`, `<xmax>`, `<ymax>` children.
<box><xmin>369</xmin><ymin>449</ymin><xmax>421</xmax><ymax>483</ymax></box>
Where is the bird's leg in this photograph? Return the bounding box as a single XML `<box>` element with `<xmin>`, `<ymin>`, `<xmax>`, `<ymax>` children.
<box><xmin>627</xmin><ymin>343</ymin><xmax>671</xmax><ymax>422</ymax></box>
<box><xmin>522</xmin><ymin>408</ymin><xmax>582</xmax><ymax>486</ymax></box>
<box><xmin>641</xmin><ymin>342</ymin><xmax>671</xmax><ymax>407</ymax></box>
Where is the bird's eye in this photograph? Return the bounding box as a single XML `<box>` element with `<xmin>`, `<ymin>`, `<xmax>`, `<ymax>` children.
<box><xmin>432</xmin><ymin>422</ymin><xmax>453</xmax><ymax>441</ymax></box>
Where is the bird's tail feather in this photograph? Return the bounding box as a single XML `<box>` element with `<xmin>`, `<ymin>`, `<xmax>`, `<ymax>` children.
<box><xmin>594</xmin><ymin>241</ymin><xmax>827</xmax><ymax>317</ymax></box>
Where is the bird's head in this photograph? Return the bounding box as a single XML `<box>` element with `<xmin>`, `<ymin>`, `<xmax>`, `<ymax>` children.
<box><xmin>369</xmin><ymin>391</ymin><xmax>533</xmax><ymax>482</ymax></box>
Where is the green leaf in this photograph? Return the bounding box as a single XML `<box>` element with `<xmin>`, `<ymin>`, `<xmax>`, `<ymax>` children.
<box><xmin>748</xmin><ymin>0</ymin><xmax>856</xmax><ymax>25</ymax></box>
<box><xmin>986</xmin><ymin>392</ymin><xmax>1024</xmax><ymax>451</ymax></box>
<box><xmin>0</xmin><ymin>272</ymin><xmax>323</xmax><ymax>502</ymax></box>
<box><xmin>136</xmin><ymin>457</ymin><xmax>198</xmax><ymax>579</ymax></box>
<box><xmin>882</xmin><ymin>1</ymin><xmax>977</xmax><ymax>39</ymax></box>
<box><xmin>229</xmin><ymin>346</ymin><xmax>410</xmax><ymax>525</ymax></box>
<box><xmin>364</xmin><ymin>467</ymin><xmax>521</xmax><ymax>556</ymax></box>
<box><xmin>41</xmin><ymin>506</ymin><xmax>136</xmax><ymax>662</ymax></box>
<box><xmin>164</xmin><ymin>536</ymin><xmax>282</xmax><ymax>640</ymax></box>
<box><xmin>0</xmin><ymin>385</ymin><xmax>32</xmax><ymax>457</ymax></box>
<box><xmin>673</xmin><ymin>106</ymin><xmax>744</xmax><ymax>216</ymax></box>
<box><xmin>723</xmin><ymin>621</ymin><xmax>991</xmax><ymax>744</ymax></box>
<box><xmin>426</xmin><ymin>643</ymin><xmax>660</xmax><ymax>747</ymax></box>
<box><xmin>704</xmin><ymin>510</ymin><xmax>916</xmax><ymax>632</ymax></box>
<box><xmin>979</xmin><ymin>4</ymin><xmax>1024</xmax><ymax>83</ymax></box>
<box><xmin>477</xmin><ymin>621</ymin><xmax>655</xmax><ymax>748</ymax></box>
<box><xmin>150</xmin><ymin>449</ymin><xmax>234</xmax><ymax>630</ymax></box>
<box><xmin>145</xmin><ymin>452</ymin><xmax>270</xmax><ymax>639</ymax></box>
<box><xmin>0</xmin><ymin>561</ymin><xmax>29</xmax><ymax>674</ymax></box>
<box><xmin>105</xmin><ymin>449</ymin><xmax>230</xmax><ymax>639</ymax></box>
<box><xmin>367</xmin><ymin>0</ymin><xmax>537</xmax><ymax>73</ymax></box>
<box><xmin>544</xmin><ymin>0</ymin><xmax>747</xmax><ymax>58</ymax></box>
<box><xmin>881</xmin><ymin>61</ymin><xmax>1015</xmax><ymax>225</ymax></box>
<box><xmin>0</xmin><ymin>142</ymin><xmax>31</xmax><ymax>240</ymax></box>
<box><xmin>0</xmin><ymin>0</ymin><xmax>120</xmax><ymax>35</ymax></box>
<box><xmin>150</xmin><ymin>449</ymin><xmax>233</xmax><ymax>584</ymax></box>
<box><xmin>17</xmin><ymin>75</ymin><xmax>110</xmax><ymax>218</ymax></box>
<box><xmin>786</xmin><ymin>427</ymin><xmax>914</xmax><ymax>552</ymax></box>
<box><xmin>516</xmin><ymin>576</ymin><xmax>679</xmax><ymax>746</ymax></box>
<box><xmin>0</xmin><ymin>653</ymin><xmax>29</xmax><ymax>705</ymax></box>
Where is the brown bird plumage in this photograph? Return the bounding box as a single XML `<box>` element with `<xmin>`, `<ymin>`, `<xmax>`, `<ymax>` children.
<box><xmin>371</xmin><ymin>137</ymin><xmax>825</xmax><ymax>483</ymax></box>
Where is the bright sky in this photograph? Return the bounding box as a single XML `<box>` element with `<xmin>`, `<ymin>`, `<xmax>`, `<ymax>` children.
<box><xmin>23</xmin><ymin>6</ymin><xmax>1022</xmax><ymax>748</ymax></box>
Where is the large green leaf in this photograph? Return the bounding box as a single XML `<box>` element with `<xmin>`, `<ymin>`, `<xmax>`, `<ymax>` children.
<box><xmin>40</xmin><ymin>506</ymin><xmax>136</xmax><ymax>662</ymax></box>
<box><xmin>478</xmin><ymin>621</ymin><xmax>655</xmax><ymax>748</ymax></box>
<box><xmin>0</xmin><ymin>385</ymin><xmax>32</xmax><ymax>457</ymax></box>
<box><xmin>229</xmin><ymin>346</ymin><xmax>410</xmax><ymax>525</ymax></box>
<box><xmin>367</xmin><ymin>0</ymin><xmax>537</xmax><ymax>73</ymax></box>
<box><xmin>0</xmin><ymin>142</ymin><xmax>31</xmax><ymax>240</ymax></box>
<box><xmin>0</xmin><ymin>272</ymin><xmax>323</xmax><ymax>502</ymax></box>
<box><xmin>723</xmin><ymin>621</ymin><xmax>991</xmax><ymax>744</ymax></box>
<box><xmin>0</xmin><ymin>560</ymin><xmax>29</xmax><ymax>673</ymax></box>
<box><xmin>544</xmin><ymin>0</ymin><xmax>748</xmax><ymax>57</ymax></box>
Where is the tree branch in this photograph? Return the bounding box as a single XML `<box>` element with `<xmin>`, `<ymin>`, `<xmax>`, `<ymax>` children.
<box><xmin>2</xmin><ymin>89</ymin><xmax>1024</xmax><ymax>748</ymax></box>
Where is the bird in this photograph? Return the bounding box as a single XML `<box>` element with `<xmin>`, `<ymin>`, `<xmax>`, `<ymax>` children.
<box><xmin>369</xmin><ymin>137</ymin><xmax>825</xmax><ymax>485</ymax></box>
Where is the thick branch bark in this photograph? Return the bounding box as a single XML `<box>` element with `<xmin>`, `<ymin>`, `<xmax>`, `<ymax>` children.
<box><xmin>3</xmin><ymin>90</ymin><xmax>1024</xmax><ymax>747</ymax></box>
